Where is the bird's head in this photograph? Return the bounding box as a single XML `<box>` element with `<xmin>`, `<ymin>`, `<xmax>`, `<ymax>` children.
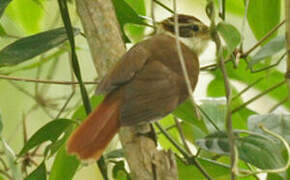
<box><xmin>157</xmin><ymin>14</ymin><xmax>211</xmax><ymax>55</ymax></box>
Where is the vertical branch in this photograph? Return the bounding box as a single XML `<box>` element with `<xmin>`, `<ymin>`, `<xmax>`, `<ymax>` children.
<box><xmin>206</xmin><ymin>1</ymin><xmax>237</xmax><ymax>179</ymax></box>
<box><xmin>286</xmin><ymin>0</ymin><xmax>290</xmax><ymax>93</ymax></box>
<box><xmin>173</xmin><ymin>0</ymin><xmax>200</xmax><ymax>119</ymax></box>
<box><xmin>75</xmin><ymin>0</ymin><xmax>178</xmax><ymax>179</ymax></box>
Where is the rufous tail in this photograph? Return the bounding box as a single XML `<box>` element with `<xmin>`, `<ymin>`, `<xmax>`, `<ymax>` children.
<box><xmin>66</xmin><ymin>94</ymin><xmax>121</xmax><ymax>161</ymax></box>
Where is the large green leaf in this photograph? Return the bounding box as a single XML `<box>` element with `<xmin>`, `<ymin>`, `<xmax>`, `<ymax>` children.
<box><xmin>24</xmin><ymin>162</ymin><xmax>46</xmax><ymax>180</ymax></box>
<box><xmin>177</xmin><ymin>157</ymin><xmax>229</xmax><ymax>179</ymax></box>
<box><xmin>112</xmin><ymin>0</ymin><xmax>147</xmax><ymax>42</ymax></box>
<box><xmin>49</xmin><ymin>145</ymin><xmax>79</xmax><ymax>180</ymax></box>
<box><xmin>49</xmin><ymin>95</ymin><xmax>103</xmax><ymax>180</ymax></box>
<box><xmin>0</xmin><ymin>27</ymin><xmax>80</xmax><ymax>66</ymax></box>
<box><xmin>199</xmin><ymin>98</ymin><xmax>226</xmax><ymax>133</ymax></box>
<box><xmin>248</xmin><ymin>114</ymin><xmax>290</xmax><ymax>144</ymax></box>
<box><xmin>5</xmin><ymin>0</ymin><xmax>44</xmax><ymax>33</ymax></box>
<box><xmin>249</xmin><ymin>35</ymin><xmax>286</xmax><ymax>68</ymax></box>
<box><xmin>158</xmin><ymin>115</ymin><xmax>183</xmax><ymax>153</ymax></box>
<box><xmin>196</xmin><ymin>132</ymin><xmax>285</xmax><ymax>169</ymax></box>
<box><xmin>173</xmin><ymin>100</ymin><xmax>208</xmax><ymax>133</ymax></box>
<box><xmin>217</xmin><ymin>22</ymin><xmax>241</xmax><ymax>56</ymax></box>
<box><xmin>247</xmin><ymin>0</ymin><xmax>281</xmax><ymax>43</ymax></box>
<box><xmin>0</xmin><ymin>0</ymin><xmax>11</xmax><ymax>18</ymax></box>
<box><xmin>19</xmin><ymin>119</ymin><xmax>75</xmax><ymax>156</ymax></box>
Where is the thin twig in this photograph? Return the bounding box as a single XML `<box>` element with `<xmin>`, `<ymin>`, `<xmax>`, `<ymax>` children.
<box><xmin>55</xmin><ymin>90</ymin><xmax>75</xmax><ymax>119</ymax></box>
<box><xmin>200</xmin><ymin>58</ymin><xmax>232</xmax><ymax>71</ymax></box>
<box><xmin>174</xmin><ymin>117</ymin><xmax>192</xmax><ymax>154</ymax></box>
<box><xmin>196</xmin><ymin>105</ymin><xmax>221</xmax><ymax>132</ymax></box>
<box><xmin>269</xmin><ymin>96</ymin><xmax>290</xmax><ymax>112</ymax></box>
<box><xmin>153</xmin><ymin>0</ymin><xmax>174</xmax><ymax>13</ymax></box>
<box><xmin>155</xmin><ymin>122</ymin><xmax>212</xmax><ymax>180</ymax></box>
<box><xmin>155</xmin><ymin>122</ymin><xmax>189</xmax><ymax>158</ymax></box>
<box><xmin>0</xmin><ymin>157</ymin><xmax>8</xmax><ymax>170</ymax></box>
<box><xmin>0</xmin><ymin>74</ymin><xmax>99</xmax><ymax>85</ymax></box>
<box><xmin>218</xmin><ymin>0</ymin><xmax>226</xmax><ymax>20</ymax></box>
<box><xmin>173</xmin><ymin>0</ymin><xmax>200</xmax><ymax>119</ymax></box>
<box><xmin>232</xmin><ymin>80</ymin><xmax>286</xmax><ymax>113</ymax></box>
<box><xmin>232</xmin><ymin>77</ymin><xmax>264</xmax><ymax>101</ymax></box>
<box><xmin>206</xmin><ymin>1</ymin><xmax>237</xmax><ymax>179</ymax></box>
<box><xmin>242</xmin><ymin>19</ymin><xmax>286</xmax><ymax>57</ymax></box>
<box><xmin>40</xmin><ymin>56</ymin><xmax>60</xmax><ymax>95</ymax></box>
<box><xmin>250</xmin><ymin>52</ymin><xmax>287</xmax><ymax>73</ymax></box>
<box><xmin>0</xmin><ymin>169</ymin><xmax>12</xmax><ymax>180</ymax></box>
<box><xmin>239</xmin><ymin>0</ymin><xmax>250</xmax><ymax>51</ymax></box>
<box><xmin>236</xmin><ymin>125</ymin><xmax>290</xmax><ymax>176</ymax></box>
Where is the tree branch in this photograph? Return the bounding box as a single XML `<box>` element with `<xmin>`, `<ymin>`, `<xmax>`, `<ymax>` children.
<box><xmin>75</xmin><ymin>0</ymin><xmax>178</xmax><ymax>179</ymax></box>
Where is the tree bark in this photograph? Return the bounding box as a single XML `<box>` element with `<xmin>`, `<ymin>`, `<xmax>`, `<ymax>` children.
<box><xmin>75</xmin><ymin>0</ymin><xmax>178</xmax><ymax>179</ymax></box>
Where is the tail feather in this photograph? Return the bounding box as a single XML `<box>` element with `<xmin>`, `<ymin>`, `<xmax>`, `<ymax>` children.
<box><xmin>66</xmin><ymin>94</ymin><xmax>120</xmax><ymax>160</ymax></box>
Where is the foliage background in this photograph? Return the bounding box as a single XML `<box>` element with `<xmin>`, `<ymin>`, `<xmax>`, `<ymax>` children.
<box><xmin>0</xmin><ymin>0</ymin><xmax>289</xmax><ymax>179</ymax></box>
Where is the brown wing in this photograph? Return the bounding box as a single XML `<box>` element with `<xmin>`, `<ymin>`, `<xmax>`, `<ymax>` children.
<box><xmin>119</xmin><ymin>60</ymin><xmax>182</xmax><ymax>126</ymax></box>
<box><xmin>96</xmin><ymin>44</ymin><xmax>151</xmax><ymax>94</ymax></box>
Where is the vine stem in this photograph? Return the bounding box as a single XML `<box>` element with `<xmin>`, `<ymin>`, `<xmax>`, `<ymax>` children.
<box><xmin>0</xmin><ymin>74</ymin><xmax>98</xmax><ymax>85</ymax></box>
<box><xmin>155</xmin><ymin>122</ymin><xmax>212</xmax><ymax>180</ymax></box>
<box><xmin>173</xmin><ymin>0</ymin><xmax>200</xmax><ymax>119</ymax></box>
<box><xmin>242</xmin><ymin>19</ymin><xmax>285</xmax><ymax>57</ymax></box>
<box><xmin>232</xmin><ymin>80</ymin><xmax>286</xmax><ymax>114</ymax></box>
<box><xmin>206</xmin><ymin>1</ymin><xmax>237</xmax><ymax>179</ymax></box>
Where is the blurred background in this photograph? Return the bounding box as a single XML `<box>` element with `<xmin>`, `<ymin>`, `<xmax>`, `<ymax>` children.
<box><xmin>0</xmin><ymin>0</ymin><xmax>287</xmax><ymax>179</ymax></box>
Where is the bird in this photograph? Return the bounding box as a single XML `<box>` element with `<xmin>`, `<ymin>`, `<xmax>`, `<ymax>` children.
<box><xmin>66</xmin><ymin>14</ymin><xmax>211</xmax><ymax>161</ymax></box>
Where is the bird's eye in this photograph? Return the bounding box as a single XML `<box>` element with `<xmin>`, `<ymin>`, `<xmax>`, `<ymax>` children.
<box><xmin>192</xmin><ymin>25</ymin><xmax>199</xmax><ymax>32</ymax></box>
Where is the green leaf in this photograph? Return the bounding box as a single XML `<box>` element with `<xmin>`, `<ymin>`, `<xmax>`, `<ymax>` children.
<box><xmin>0</xmin><ymin>27</ymin><xmax>80</xmax><ymax>66</ymax></box>
<box><xmin>200</xmin><ymin>98</ymin><xmax>226</xmax><ymax>133</ymax></box>
<box><xmin>25</xmin><ymin>162</ymin><xmax>46</xmax><ymax>180</ymax></box>
<box><xmin>49</xmin><ymin>145</ymin><xmax>79</xmax><ymax>180</ymax></box>
<box><xmin>0</xmin><ymin>0</ymin><xmax>11</xmax><ymax>17</ymax></box>
<box><xmin>112</xmin><ymin>161</ymin><xmax>131</xmax><ymax>180</ymax></box>
<box><xmin>249</xmin><ymin>35</ymin><xmax>286</xmax><ymax>68</ymax></box>
<box><xmin>181</xmin><ymin>121</ymin><xmax>206</xmax><ymax>143</ymax></box>
<box><xmin>177</xmin><ymin>157</ymin><xmax>229</xmax><ymax>179</ymax></box>
<box><xmin>1</xmin><ymin>138</ymin><xmax>22</xmax><ymax>180</ymax></box>
<box><xmin>112</xmin><ymin>0</ymin><xmax>147</xmax><ymax>42</ymax></box>
<box><xmin>124</xmin><ymin>0</ymin><xmax>146</xmax><ymax>42</ymax></box>
<box><xmin>247</xmin><ymin>0</ymin><xmax>281</xmax><ymax>43</ymax></box>
<box><xmin>158</xmin><ymin>114</ymin><xmax>182</xmax><ymax>153</ymax></box>
<box><xmin>196</xmin><ymin>132</ymin><xmax>285</xmax><ymax>169</ymax></box>
<box><xmin>5</xmin><ymin>0</ymin><xmax>44</xmax><ymax>33</ymax></box>
<box><xmin>248</xmin><ymin>114</ymin><xmax>290</xmax><ymax>144</ymax></box>
<box><xmin>49</xmin><ymin>95</ymin><xmax>104</xmax><ymax>180</ymax></box>
<box><xmin>58</xmin><ymin>0</ymin><xmax>92</xmax><ymax>116</ymax></box>
<box><xmin>173</xmin><ymin>100</ymin><xmax>208</xmax><ymax>133</ymax></box>
<box><xmin>19</xmin><ymin>119</ymin><xmax>75</xmax><ymax>156</ymax></box>
<box><xmin>0</xmin><ymin>24</ymin><xmax>7</xmax><ymax>36</ymax></box>
<box><xmin>217</xmin><ymin>22</ymin><xmax>241</xmax><ymax>56</ymax></box>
